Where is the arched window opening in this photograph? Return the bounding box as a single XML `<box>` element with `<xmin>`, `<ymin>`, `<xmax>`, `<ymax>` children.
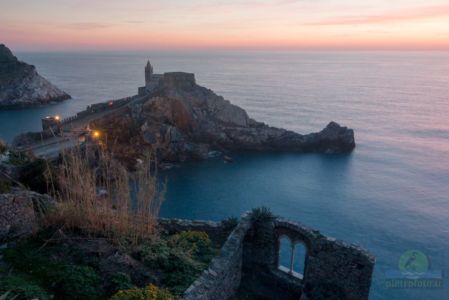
<box><xmin>292</xmin><ymin>242</ymin><xmax>306</xmax><ymax>279</ymax></box>
<box><xmin>277</xmin><ymin>236</ymin><xmax>306</xmax><ymax>280</ymax></box>
<box><xmin>278</xmin><ymin>236</ymin><xmax>292</xmax><ymax>272</ymax></box>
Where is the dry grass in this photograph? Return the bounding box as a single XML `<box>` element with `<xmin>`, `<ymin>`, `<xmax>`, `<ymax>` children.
<box><xmin>46</xmin><ymin>147</ymin><xmax>164</xmax><ymax>242</ymax></box>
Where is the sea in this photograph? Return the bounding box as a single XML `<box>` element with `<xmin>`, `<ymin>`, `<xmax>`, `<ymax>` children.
<box><xmin>0</xmin><ymin>51</ymin><xmax>448</xmax><ymax>299</ymax></box>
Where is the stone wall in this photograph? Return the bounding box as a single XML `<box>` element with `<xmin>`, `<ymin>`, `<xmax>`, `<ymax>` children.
<box><xmin>182</xmin><ymin>213</ymin><xmax>252</xmax><ymax>300</ymax></box>
<box><xmin>182</xmin><ymin>213</ymin><xmax>375</xmax><ymax>300</ymax></box>
<box><xmin>279</xmin><ymin>219</ymin><xmax>374</xmax><ymax>300</ymax></box>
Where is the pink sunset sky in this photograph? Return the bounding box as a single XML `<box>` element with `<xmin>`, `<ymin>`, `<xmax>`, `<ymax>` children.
<box><xmin>1</xmin><ymin>0</ymin><xmax>449</xmax><ymax>51</ymax></box>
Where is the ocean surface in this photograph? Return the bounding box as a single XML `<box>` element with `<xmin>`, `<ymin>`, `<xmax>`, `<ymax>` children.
<box><xmin>1</xmin><ymin>51</ymin><xmax>448</xmax><ymax>299</ymax></box>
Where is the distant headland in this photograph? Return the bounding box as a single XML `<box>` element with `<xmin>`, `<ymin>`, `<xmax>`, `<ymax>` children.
<box><xmin>0</xmin><ymin>44</ymin><xmax>70</xmax><ymax>108</ymax></box>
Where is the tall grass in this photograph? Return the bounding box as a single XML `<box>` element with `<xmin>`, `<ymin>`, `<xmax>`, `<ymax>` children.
<box><xmin>47</xmin><ymin>147</ymin><xmax>164</xmax><ymax>242</ymax></box>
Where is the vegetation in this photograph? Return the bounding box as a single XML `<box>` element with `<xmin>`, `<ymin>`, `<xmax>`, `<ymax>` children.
<box><xmin>19</xmin><ymin>158</ymin><xmax>50</xmax><ymax>193</ymax></box>
<box><xmin>109</xmin><ymin>284</ymin><xmax>173</xmax><ymax>300</ymax></box>
<box><xmin>6</xmin><ymin>150</ymin><xmax>31</xmax><ymax>166</ymax></box>
<box><xmin>221</xmin><ymin>216</ymin><xmax>239</xmax><ymax>231</ymax></box>
<box><xmin>46</xmin><ymin>149</ymin><xmax>164</xmax><ymax>242</ymax></box>
<box><xmin>0</xmin><ymin>178</ymin><xmax>11</xmax><ymax>193</ymax></box>
<box><xmin>0</xmin><ymin>229</ymin><xmax>216</xmax><ymax>299</ymax></box>
<box><xmin>251</xmin><ymin>207</ymin><xmax>276</xmax><ymax>250</ymax></box>
<box><xmin>0</xmin><ymin>141</ymin><xmax>239</xmax><ymax>299</ymax></box>
<box><xmin>251</xmin><ymin>206</ymin><xmax>275</xmax><ymax>223</ymax></box>
<box><xmin>135</xmin><ymin>231</ymin><xmax>216</xmax><ymax>296</ymax></box>
<box><xmin>0</xmin><ymin>139</ymin><xmax>6</xmax><ymax>154</ymax></box>
<box><xmin>0</xmin><ymin>275</ymin><xmax>50</xmax><ymax>300</ymax></box>
<box><xmin>1</xmin><ymin>237</ymin><xmax>104</xmax><ymax>299</ymax></box>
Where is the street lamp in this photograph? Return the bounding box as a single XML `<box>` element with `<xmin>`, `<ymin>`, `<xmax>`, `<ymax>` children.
<box><xmin>92</xmin><ymin>130</ymin><xmax>101</xmax><ymax>139</ymax></box>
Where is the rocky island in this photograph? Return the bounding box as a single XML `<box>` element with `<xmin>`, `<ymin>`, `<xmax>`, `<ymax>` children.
<box><xmin>0</xmin><ymin>44</ymin><xmax>70</xmax><ymax>108</ymax></box>
<box><xmin>90</xmin><ymin>62</ymin><xmax>355</xmax><ymax>163</ymax></box>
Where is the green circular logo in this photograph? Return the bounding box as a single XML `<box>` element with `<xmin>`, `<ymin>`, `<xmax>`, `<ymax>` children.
<box><xmin>398</xmin><ymin>250</ymin><xmax>429</xmax><ymax>273</ymax></box>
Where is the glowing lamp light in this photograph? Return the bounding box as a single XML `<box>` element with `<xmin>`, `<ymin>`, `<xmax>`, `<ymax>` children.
<box><xmin>92</xmin><ymin>130</ymin><xmax>101</xmax><ymax>139</ymax></box>
<box><xmin>54</xmin><ymin>115</ymin><xmax>60</xmax><ymax>121</ymax></box>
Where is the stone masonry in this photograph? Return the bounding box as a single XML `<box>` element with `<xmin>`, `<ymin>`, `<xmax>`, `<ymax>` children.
<box><xmin>182</xmin><ymin>212</ymin><xmax>375</xmax><ymax>300</ymax></box>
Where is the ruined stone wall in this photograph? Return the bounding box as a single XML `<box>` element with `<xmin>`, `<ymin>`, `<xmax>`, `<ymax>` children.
<box><xmin>182</xmin><ymin>214</ymin><xmax>252</xmax><ymax>300</ymax></box>
<box><xmin>183</xmin><ymin>214</ymin><xmax>374</xmax><ymax>300</ymax></box>
<box><xmin>266</xmin><ymin>219</ymin><xmax>374</xmax><ymax>300</ymax></box>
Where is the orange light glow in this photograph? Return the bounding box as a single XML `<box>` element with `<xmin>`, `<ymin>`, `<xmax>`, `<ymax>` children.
<box><xmin>92</xmin><ymin>131</ymin><xmax>100</xmax><ymax>139</ymax></box>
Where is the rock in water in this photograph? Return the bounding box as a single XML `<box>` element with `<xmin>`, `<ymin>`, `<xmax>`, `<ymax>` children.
<box><xmin>0</xmin><ymin>44</ymin><xmax>70</xmax><ymax>108</ymax></box>
<box><xmin>92</xmin><ymin>72</ymin><xmax>356</xmax><ymax>163</ymax></box>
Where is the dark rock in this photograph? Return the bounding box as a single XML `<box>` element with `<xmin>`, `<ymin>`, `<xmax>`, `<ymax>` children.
<box><xmin>223</xmin><ymin>156</ymin><xmax>234</xmax><ymax>163</ymax></box>
<box><xmin>0</xmin><ymin>44</ymin><xmax>70</xmax><ymax>108</ymax></box>
<box><xmin>0</xmin><ymin>189</ymin><xmax>55</xmax><ymax>242</ymax></box>
<box><xmin>94</xmin><ymin>71</ymin><xmax>355</xmax><ymax>162</ymax></box>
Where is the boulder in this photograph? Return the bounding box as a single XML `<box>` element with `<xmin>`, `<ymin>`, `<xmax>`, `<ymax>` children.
<box><xmin>0</xmin><ymin>189</ymin><xmax>54</xmax><ymax>242</ymax></box>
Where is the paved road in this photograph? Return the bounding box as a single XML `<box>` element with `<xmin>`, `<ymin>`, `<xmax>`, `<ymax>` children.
<box><xmin>25</xmin><ymin>93</ymin><xmax>147</xmax><ymax>159</ymax></box>
<box><xmin>31</xmin><ymin>137</ymin><xmax>79</xmax><ymax>159</ymax></box>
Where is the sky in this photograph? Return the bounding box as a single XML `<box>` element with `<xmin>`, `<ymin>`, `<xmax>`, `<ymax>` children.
<box><xmin>1</xmin><ymin>0</ymin><xmax>449</xmax><ymax>51</ymax></box>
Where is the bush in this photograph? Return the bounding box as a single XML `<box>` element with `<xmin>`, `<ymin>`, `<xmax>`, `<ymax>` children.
<box><xmin>110</xmin><ymin>284</ymin><xmax>173</xmax><ymax>300</ymax></box>
<box><xmin>19</xmin><ymin>158</ymin><xmax>50</xmax><ymax>193</ymax></box>
<box><xmin>0</xmin><ymin>140</ymin><xmax>6</xmax><ymax>154</ymax></box>
<box><xmin>251</xmin><ymin>206</ymin><xmax>275</xmax><ymax>223</ymax></box>
<box><xmin>7</xmin><ymin>151</ymin><xmax>30</xmax><ymax>166</ymax></box>
<box><xmin>136</xmin><ymin>231</ymin><xmax>215</xmax><ymax>296</ymax></box>
<box><xmin>51</xmin><ymin>265</ymin><xmax>103</xmax><ymax>300</ymax></box>
<box><xmin>168</xmin><ymin>231</ymin><xmax>214</xmax><ymax>263</ymax></box>
<box><xmin>0</xmin><ymin>275</ymin><xmax>49</xmax><ymax>300</ymax></box>
<box><xmin>221</xmin><ymin>216</ymin><xmax>238</xmax><ymax>231</ymax></box>
<box><xmin>138</xmin><ymin>237</ymin><xmax>171</xmax><ymax>269</ymax></box>
<box><xmin>161</xmin><ymin>252</ymin><xmax>202</xmax><ymax>295</ymax></box>
<box><xmin>111</xmin><ymin>272</ymin><xmax>135</xmax><ymax>292</ymax></box>
<box><xmin>3</xmin><ymin>241</ymin><xmax>104</xmax><ymax>300</ymax></box>
<box><xmin>251</xmin><ymin>207</ymin><xmax>276</xmax><ymax>250</ymax></box>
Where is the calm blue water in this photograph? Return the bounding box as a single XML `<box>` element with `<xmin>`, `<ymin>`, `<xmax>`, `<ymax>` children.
<box><xmin>1</xmin><ymin>51</ymin><xmax>448</xmax><ymax>299</ymax></box>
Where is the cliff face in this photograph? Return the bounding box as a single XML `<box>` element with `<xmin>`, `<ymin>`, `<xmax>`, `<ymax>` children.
<box><xmin>0</xmin><ymin>44</ymin><xmax>70</xmax><ymax>108</ymax></box>
<box><xmin>93</xmin><ymin>72</ymin><xmax>355</xmax><ymax>162</ymax></box>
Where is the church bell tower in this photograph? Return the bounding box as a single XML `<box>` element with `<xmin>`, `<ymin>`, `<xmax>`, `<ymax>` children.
<box><xmin>145</xmin><ymin>60</ymin><xmax>153</xmax><ymax>86</ymax></box>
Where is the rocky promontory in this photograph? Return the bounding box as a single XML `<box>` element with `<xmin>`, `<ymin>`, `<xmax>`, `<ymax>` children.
<box><xmin>0</xmin><ymin>44</ymin><xmax>70</xmax><ymax>108</ymax></box>
<box><xmin>92</xmin><ymin>72</ymin><xmax>355</xmax><ymax>162</ymax></box>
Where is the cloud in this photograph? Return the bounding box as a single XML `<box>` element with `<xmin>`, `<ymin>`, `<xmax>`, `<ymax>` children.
<box><xmin>124</xmin><ymin>20</ymin><xmax>145</xmax><ymax>24</ymax></box>
<box><xmin>63</xmin><ymin>22</ymin><xmax>114</xmax><ymax>30</ymax></box>
<box><xmin>303</xmin><ymin>5</ymin><xmax>449</xmax><ymax>26</ymax></box>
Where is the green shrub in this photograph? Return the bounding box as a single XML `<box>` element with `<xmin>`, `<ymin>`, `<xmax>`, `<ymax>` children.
<box><xmin>138</xmin><ymin>237</ymin><xmax>171</xmax><ymax>269</ymax></box>
<box><xmin>168</xmin><ymin>231</ymin><xmax>214</xmax><ymax>262</ymax></box>
<box><xmin>0</xmin><ymin>275</ymin><xmax>50</xmax><ymax>300</ymax></box>
<box><xmin>251</xmin><ymin>206</ymin><xmax>275</xmax><ymax>223</ymax></box>
<box><xmin>52</xmin><ymin>265</ymin><xmax>103</xmax><ymax>300</ymax></box>
<box><xmin>111</xmin><ymin>272</ymin><xmax>135</xmax><ymax>292</ymax></box>
<box><xmin>221</xmin><ymin>216</ymin><xmax>239</xmax><ymax>231</ymax></box>
<box><xmin>137</xmin><ymin>231</ymin><xmax>215</xmax><ymax>296</ymax></box>
<box><xmin>161</xmin><ymin>252</ymin><xmax>202</xmax><ymax>295</ymax></box>
<box><xmin>110</xmin><ymin>284</ymin><xmax>173</xmax><ymax>300</ymax></box>
<box><xmin>3</xmin><ymin>241</ymin><xmax>104</xmax><ymax>300</ymax></box>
